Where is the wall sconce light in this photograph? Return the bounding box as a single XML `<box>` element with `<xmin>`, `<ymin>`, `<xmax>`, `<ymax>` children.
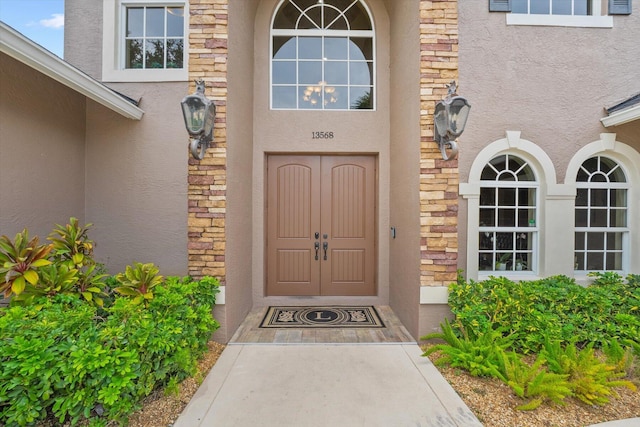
<box><xmin>433</xmin><ymin>81</ymin><xmax>471</xmax><ymax>160</ymax></box>
<box><xmin>180</xmin><ymin>79</ymin><xmax>216</xmax><ymax>160</ymax></box>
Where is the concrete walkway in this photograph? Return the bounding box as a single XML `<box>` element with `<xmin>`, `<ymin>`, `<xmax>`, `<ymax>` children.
<box><xmin>174</xmin><ymin>343</ymin><xmax>483</xmax><ymax>427</ymax></box>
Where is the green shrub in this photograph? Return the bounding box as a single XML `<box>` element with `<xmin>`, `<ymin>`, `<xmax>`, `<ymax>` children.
<box><xmin>427</xmin><ymin>273</ymin><xmax>640</xmax><ymax>411</ymax></box>
<box><xmin>114</xmin><ymin>262</ymin><xmax>164</xmax><ymax>305</ymax></box>
<box><xmin>448</xmin><ymin>274</ymin><xmax>640</xmax><ymax>353</ymax></box>
<box><xmin>0</xmin><ymin>276</ymin><xmax>219</xmax><ymax>426</ymax></box>
<box><xmin>0</xmin><ymin>229</ymin><xmax>53</xmax><ymax>298</ymax></box>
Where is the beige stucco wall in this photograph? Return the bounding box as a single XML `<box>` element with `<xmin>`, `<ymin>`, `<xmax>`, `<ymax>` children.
<box><xmin>84</xmin><ymin>81</ymin><xmax>189</xmax><ymax>275</ymax></box>
<box><xmin>220</xmin><ymin>0</ymin><xmax>259</xmax><ymax>343</ymax></box>
<box><xmin>64</xmin><ymin>0</ymin><xmax>102</xmax><ymax>80</ymax></box>
<box><xmin>458</xmin><ymin>2</ymin><xmax>640</xmax><ymax>183</ymax></box>
<box><xmin>0</xmin><ymin>54</ymin><xmax>86</xmax><ymax>239</ymax></box>
<box><xmin>457</xmin><ymin>2</ymin><xmax>640</xmax><ymax>276</ymax></box>
<box><xmin>61</xmin><ymin>0</ymin><xmax>190</xmax><ymax>275</ymax></box>
<box><xmin>385</xmin><ymin>0</ymin><xmax>422</xmax><ymax>339</ymax></box>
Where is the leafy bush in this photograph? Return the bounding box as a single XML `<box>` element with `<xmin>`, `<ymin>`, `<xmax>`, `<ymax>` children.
<box><xmin>0</xmin><ymin>229</ymin><xmax>53</xmax><ymax>297</ymax></box>
<box><xmin>0</xmin><ymin>276</ymin><xmax>220</xmax><ymax>426</ymax></box>
<box><xmin>114</xmin><ymin>262</ymin><xmax>164</xmax><ymax>305</ymax></box>
<box><xmin>424</xmin><ymin>273</ymin><xmax>639</xmax><ymax>411</ymax></box>
<box><xmin>0</xmin><ymin>219</ymin><xmax>108</xmax><ymax>306</ymax></box>
<box><xmin>448</xmin><ymin>274</ymin><xmax>640</xmax><ymax>353</ymax></box>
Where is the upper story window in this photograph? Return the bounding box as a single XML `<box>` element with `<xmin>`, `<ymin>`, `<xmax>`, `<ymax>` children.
<box><xmin>512</xmin><ymin>0</ymin><xmax>593</xmax><ymax>15</ymax></box>
<box><xmin>102</xmin><ymin>1</ymin><xmax>188</xmax><ymax>82</ymax></box>
<box><xmin>479</xmin><ymin>155</ymin><xmax>538</xmax><ymax>273</ymax></box>
<box><xmin>488</xmin><ymin>0</ymin><xmax>630</xmax><ymax>27</ymax></box>
<box><xmin>574</xmin><ymin>156</ymin><xmax>628</xmax><ymax>272</ymax></box>
<box><xmin>124</xmin><ymin>6</ymin><xmax>184</xmax><ymax>70</ymax></box>
<box><xmin>271</xmin><ymin>0</ymin><xmax>375</xmax><ymax>110</ymax></box>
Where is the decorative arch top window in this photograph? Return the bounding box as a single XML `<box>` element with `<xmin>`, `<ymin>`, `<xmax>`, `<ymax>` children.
<box><xmin>479</xmin><ymin>155</ymin><xmax>538</xmax><ymax>272</ymax></box>
<box><xmin>271</xmin><ymin>0</ymin><xmax>374</xmax><ymax>110</ymax></box>
<box><xmin>575</xmin><ymin>156</ymin><xmax>628</xmax><ymax>272</ymax></box>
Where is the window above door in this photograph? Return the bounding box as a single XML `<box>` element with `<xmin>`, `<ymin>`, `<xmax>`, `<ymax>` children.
<box><xmin>271</xmin><ymin>0</ymin><xmax>375</xmax><ymax>110</ymax></box>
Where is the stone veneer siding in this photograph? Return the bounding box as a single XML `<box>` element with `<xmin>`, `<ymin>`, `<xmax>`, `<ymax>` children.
<box><xmin>419</xmin><ymin>0</ymin><xmax>460</xmax><ymax>287</ymax></box>
<box><xmin>186</xmin><ymin>0</ymin><xmax>460</xmax><ymax>288</ymax></box>
<box><xmin>187</xmin><ymin>0</ymin><xmax>228</xmax><ymax>282</ymax></box>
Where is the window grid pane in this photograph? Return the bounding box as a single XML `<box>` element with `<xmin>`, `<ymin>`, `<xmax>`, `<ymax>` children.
<box><xmin>479</xmin><ymin>154</ymin><xmax>538</xmax><ymax>273</ymax></box>
<box><xmin>513</xmin><ymin>0</ymin><xmax>594</xmax><ymax>16</ymax></box>
<box><xmin>124</xmin><ymin>6</ymin><xmax>184</xmax><ymax>70</ymax></box>
<box><xmin>272</xmin><ymin>1</ymin><xmax>374</xmax><ymax>110</ymax></box>
<box><xmin>574</xmin><ymin>156</ymin><xmax>628</xmax><ymax>272</ymax></box>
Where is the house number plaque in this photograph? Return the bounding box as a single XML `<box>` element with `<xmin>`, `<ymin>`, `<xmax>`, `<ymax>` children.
<box><xmin>311</xmin><ymin>131</ymin><xmax>334</xmax><ymax>139</ymax></box>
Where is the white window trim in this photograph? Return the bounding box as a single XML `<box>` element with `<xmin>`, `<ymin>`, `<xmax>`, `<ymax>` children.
<box><xmin>102</xmin><ymin>0</ymin><xmax>188</xmax><ymax>83</ymax></box>
<box><xmin>506</xmin><ymin>13</ymin><xmax>613</xmax><ymax>27</ymax></box>
<box><xmin>565</xmin><ymin>133</ymin><xmax>640</xmax><ymax>281</ymax></box>
<box><xmin>460</xmin><ymin>131</ymin><xmax>562</xmax><ymax>281</ymax></box>
<box><xmin>506</xmin><ymin>1</ymin><xmax>613</xmax><ymax>27</ymax></box>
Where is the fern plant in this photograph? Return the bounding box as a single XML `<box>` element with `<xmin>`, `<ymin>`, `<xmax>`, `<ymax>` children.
<box><xmin>422</xmin><ymin>319</ymin><xmax>509</xmax><ymax>381</ymax></box>
<box><xmin>499</xmin><ymin>351</ymin><xmax>572</xmax><ymax>410</ymax></box>
<box><xmin>541</xmin><ymin>339</ymin><xmax>637</xmax><ymax>405</ymax></box>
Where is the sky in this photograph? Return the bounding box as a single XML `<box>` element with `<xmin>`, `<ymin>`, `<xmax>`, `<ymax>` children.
<box><xmin>0</xmin><ymin>0</ymin><xmax>65</xmax><ymax>57</ymax></box>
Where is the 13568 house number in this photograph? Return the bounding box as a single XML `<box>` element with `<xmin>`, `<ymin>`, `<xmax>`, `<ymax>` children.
<box><xmin>312</xmin><ymin>131</ymin><xmax>334</xmax><ymax>139</ymax></box>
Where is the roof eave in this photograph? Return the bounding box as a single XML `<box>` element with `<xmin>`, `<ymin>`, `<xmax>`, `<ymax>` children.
<box><xmin>601</xmin><ymin>104</ymin><xmax>640</xmax><ymax>127</ymax></box>
<box><xmin>0</xmin><ymin>22</ymin><xmax>144</xmax><ymax>120</ymax></box>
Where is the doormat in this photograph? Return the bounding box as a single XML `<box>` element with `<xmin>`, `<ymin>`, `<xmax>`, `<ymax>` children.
<box><xmin>260</xmin><ymin>306</ymin><xmax>385</xmax><ymax>328</ymax></box>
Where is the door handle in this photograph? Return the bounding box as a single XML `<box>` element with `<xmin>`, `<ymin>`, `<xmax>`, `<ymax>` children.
<box><xmin>323</xmin><ymin>242</ymin><xmax>328</xmax><ymax>260</ymax></box>
<box><xmin>314</xmin><ymin>241</ymin><xmax>320</xmax><ymax>260</ymax></box>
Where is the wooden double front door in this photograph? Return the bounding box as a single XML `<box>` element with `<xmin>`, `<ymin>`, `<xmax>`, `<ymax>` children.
<box><xmin>266</xmin><ymin>155</ymin><xmax>376</xmax><ymax>296</ymax></box>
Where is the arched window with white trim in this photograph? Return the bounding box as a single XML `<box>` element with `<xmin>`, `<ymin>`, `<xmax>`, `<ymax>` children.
<box><xmin>574</xmin><ymin>156</ymin><xmax>629</xmax><ymax>272</ymax></box>
<box><xmin>271</xmin><ymin>0</ymin><xmax>374</xmax><ymax>110</ymax></box>
<box><xmin>478</xmin><ymin>154</ymin><xmax>538</xmax><ymax>272</ymax></box>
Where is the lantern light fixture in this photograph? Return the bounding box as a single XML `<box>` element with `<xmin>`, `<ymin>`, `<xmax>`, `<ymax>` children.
<box><xmin>433</xmin><ymin>81</ymin><xmax>471</xmax><ymax>160</ymax></box>
<box><xmin>180</xmin><ymin>79</ymin><xmax>216</xmax><ymax>160</ymax></box>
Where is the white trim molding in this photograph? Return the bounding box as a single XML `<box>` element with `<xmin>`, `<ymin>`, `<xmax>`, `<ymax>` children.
<box><xmin>1</xmin><ymin>22</ymin><xmax>144</xmax><ymax>120</ymax></box>
<box><xmin>565</xmin><ymin>133</ymin><xmax>640</xmax><ymax>276</ymax></box>
<box><xmin>102</xmin><ymin>0</ymin><xmax>188</xmax><ymax>83</ymax></box>
<box><xmin>601</xmin><ymin>104</ymin><xmax>640</xmax><ymax>127</ymax></box>
<box><xmin>420</xmin><ymin>286</ymin><xmax>449</xmax><ymax>304</ymax></box>
<box><xmin>216</xmin><ymin>285</ymin><xmax>225</xmax><ymax>305</ymax></box>
<box><xmin>506</xmin><ymin>13</ymin><xmax>613</xmax><ymax>28</ymax></box>
<box><xmin>461</xmin><ymin>131</ymin><xmax>579</xmax><ymax>280</ymax></box>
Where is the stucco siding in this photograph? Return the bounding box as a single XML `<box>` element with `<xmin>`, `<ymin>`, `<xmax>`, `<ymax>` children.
<box><xmin>458</xmin><ymin>1</ymin><xmax>640</xmax><ymax>183</ymax></box>
<box><xmin>0</xmin><ymin>54</ymin><xmax>86</xmax><ymax>239</ymax></box>
<box><xmin>386</xmin><ymin>0</ymin><xmax>422</xmax><ymax>340</ymax></box>
<box><xmin>221</xmin><ymin>0</ymin><xmax>259</xmax><ymax>344</ymax></box>
<box><xmin>84</xmin><ymin>82</ymin><xmax>189</xmax><ymax>275</ymax></box>
<box><xmin>64</xmin><ymin>0</ymin><xmax>103</xmax><ymax>80</ymax></box>
<box><xmin>457</xmin><ymin>2</ymin><xmax>640</xmax><ymax>280</ymax></box>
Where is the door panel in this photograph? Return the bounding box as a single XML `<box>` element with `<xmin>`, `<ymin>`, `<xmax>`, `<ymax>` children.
<box><xmin>266</xmin><ymin>155</ymin><xmax>376</xmax><ymax>296</ymax></box>
<box><xmin>267</xmin><ymin>156</ymin><xmax>321</xmax><ymax>296</ymax></box>
<box><xmin>321</xmin><ymin>156</ymin><xmax>376</xmax><ymax>295</ymax></box>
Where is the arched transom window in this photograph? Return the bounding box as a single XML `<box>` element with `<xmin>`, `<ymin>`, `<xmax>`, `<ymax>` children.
<box><xmin>479</xmin><ymin>155</ymin><xmax>538</xmax><ymax>272</ymax></box>
<box><xmin>271</xmin><ymin>0</ymin><xmax>374</xmax><ymax>110</ymax></box>
<box><xmin>575</xmin><ymin>156</ymin><xmax>628</xmax><ymax>272</ymax></box>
